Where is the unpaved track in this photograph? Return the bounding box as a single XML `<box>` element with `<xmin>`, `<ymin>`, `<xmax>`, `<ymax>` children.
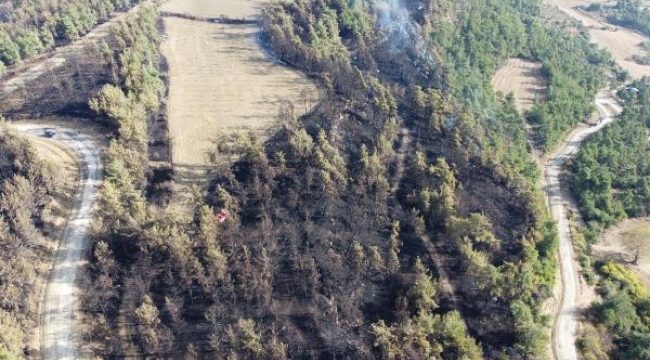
<box><xmin>546</xmin><ymin>95</ymin><xmax>622</xmax><ymax>360</ymax></box>
<box><xmin>1</xmin><ymin>4</ymin><xmax>146</xmax><ymax>357</ymax></box>
<box><xmin>14</xmin><ymin>125</ymin><xmax>102</xmax><ymax>360</ymax></box>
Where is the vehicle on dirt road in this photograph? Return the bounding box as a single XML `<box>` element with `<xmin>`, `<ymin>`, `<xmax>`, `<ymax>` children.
<box><xmin>44</xmin><ymin>128</ymin><xmax>57</xmax><ymax>138</ymax></box>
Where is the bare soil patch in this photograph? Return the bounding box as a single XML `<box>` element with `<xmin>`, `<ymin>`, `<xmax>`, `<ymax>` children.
<box><xmin>545</xmin><ymin>0</ymin><xmax>650</xmax><ymax>78</ymax></box>
<box><xmin>492</xmin><ymin>58</ymin><xmax>546</xmax><ymax>112</ymax></box>
<box><xmin>593</xmin><ymin>218</ymin><xmax>650</xmax><ymax>289</ymax></box>
<box><xmin>161</xmin><ymin>16</ymin><xmax>319</xmax><ymax>166</ymax></box>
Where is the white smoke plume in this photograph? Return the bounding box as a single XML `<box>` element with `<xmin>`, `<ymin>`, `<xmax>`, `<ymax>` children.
<box><xmin>374</xmin><ymin>0</ymin><xmax>435</xmax><ymax>68</ymax></box>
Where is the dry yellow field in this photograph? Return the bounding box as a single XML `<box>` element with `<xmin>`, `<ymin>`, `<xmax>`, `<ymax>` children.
<box><xmin>162</xmin><ymin>0</ymin><xmax>272</xmax><ymax>18</ymax></box>
<box><xmin>161</xmin><ymin>4</ymin><xmax>319</xmax><ymax>166</ymax></box>
<box><xmin>590</xmin><ymin>28</ymin><xmax>650</xmax><ymax>79</ymax></box>
<box><xmin>545</xmin><ymin>0</ymin><xmax>650</xmax><ymax>78</ymax></box>
<box><xmin>492</xmin><ymin>58</ymin><xmax>546</xmax><ymax>113</ymax></box>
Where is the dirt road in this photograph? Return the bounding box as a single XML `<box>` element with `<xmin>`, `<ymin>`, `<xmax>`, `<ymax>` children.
<box><xmin>546</xmin><ymin>95</ymin><xmax>622</xmax><ymax>360</ymax></box>
<box><xmin>15</xmin><ymin>125</ymin><xmax>102</xmax><ymax>360</ymax></box>
<box><xmin>0</xmin><ymin>3</ymin><xmax>148</xmax><ymax>357</ymax></box>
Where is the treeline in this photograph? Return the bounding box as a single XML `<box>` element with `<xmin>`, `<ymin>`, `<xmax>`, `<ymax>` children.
<box><xmin>569</xmin><ymin>78</ymin><xmax>650</xmax><ymax>238</ymax></box>
<box><xmin>80</xmin><ymin>1</ymin><xmax>165</xmax><ymax>351</ymax></box>
<box><xmin>0</xmin><ymin>0</ymin><xmax>143</xmax><ymax>73</ymax></box>
<box><xmin>587</xmin><ymin>0</ymin><xmax>650</xmax><ymax>37</ymax></box>
<box><xmin>569</xmin><ymin>78</ymin><xmax>650</xmax><ymax>359</ymax></box>
<box><xmin>0</xmin><ymin>125</ymin><xmax>57</xmax><ymax>358</ymax></box>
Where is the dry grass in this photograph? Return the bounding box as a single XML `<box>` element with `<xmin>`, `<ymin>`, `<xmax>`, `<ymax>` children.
<box><xmin>545</xmin><ymin>0</ymin><xmax>650</xmax><ymax>79</ymax></box>
<box><xmin>593</xmin><ymin>218</ymin><xmax>650</xmax><ymax>290</ymax></box>
<box><xmin>161</xmin><ymin>16</ymin><xmax>319</xmax><ymax>166</ymax></box>
<box><xmin>621</xmin><ymin>223</ymin><xmax>650</xmax><ymax>252</ymax></box>
<box><xmin>162</xmin><ymin>0</ymin><xmax>273</xmax><ymax>18</ymax></box>
<box><xmin>492</xmin><ymin>58</ymin><xmax>546</xmax><ymax>113</ymax></box>
<box><xmin>589</xmin><ymin>28</ymin><xmax>650</xmax><ymax>79</ymax></box>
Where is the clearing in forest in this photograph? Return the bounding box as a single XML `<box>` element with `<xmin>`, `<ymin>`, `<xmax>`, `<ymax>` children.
<box><xmin>161</xmin><ymin>0</ymin><xmax>319</xmax><ymax>166</ymax></box>
<box><xmin>593</xmin><ymin>218</ymin><xmax>650</xmax><ymax>290</ymax></box>
<box><xmin>492</xmin><ymin>58</ymin><xmax>546</xmax><ymax>113</ymax></box>
<box><xmin>161</xmin><ymin>0</ymin><xmax>269</xmax><ymax>18</ymax></box>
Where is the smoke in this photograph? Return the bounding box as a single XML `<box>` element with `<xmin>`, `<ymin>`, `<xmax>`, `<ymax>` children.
<box><xmin>373</xmin><ymin>0</ymin><xmax>436</xmax><ymax>73</ymax></box>
<box><xmin>375</xmin><ymin>0</ymin><xmax>417</xmax><ymax>49</ymax></box>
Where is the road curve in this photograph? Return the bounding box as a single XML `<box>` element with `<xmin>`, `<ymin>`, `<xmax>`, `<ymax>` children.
<box><xmin>547</xmin><ymin>95</ymin><xmax>622</xmax><ymax>360</ymax></box>
<box><xmin>17</xmin><ymin>125</ymin><xmax>102</xmax><ymax>360</ymax></box>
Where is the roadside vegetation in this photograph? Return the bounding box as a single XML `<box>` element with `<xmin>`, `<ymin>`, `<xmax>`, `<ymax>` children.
<box><xmin>80</xmin><ymin>2</ymin><xmax>163</xmax><ymax>350</ymax></box>
<box><xmin>570</xmin><ymin>79</ymin><xmax>650</xmax><ymax>239</ymax></box>
<box><xmin>579</xmin><ymin>260</ymin><xmax>650</xmax><ymax>359</ymax></box>
<box><xmin>0</xmin><ymin>0</ymin><xmax>624</xmax><ymax>357</ymax></box>
<box><xmin>0</xmin><ymin>124</ymin><xmax>58</xmax><ymax>358</ymax></box>
<box><xmin>568</xmin><ymin>78</ymin><xmax>650</xmax><ymax>358</ymax></box>
<box><xmin>0</xmin><ymin>0</ymin><xmax>144</xmax><ymax>73</ymax></box>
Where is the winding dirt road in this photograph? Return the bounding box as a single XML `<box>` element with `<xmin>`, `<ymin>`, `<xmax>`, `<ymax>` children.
<box><xmin>16</xmin><ymin>125</ymin><xmax>102</xmax><ymax>360</ymax></box>
<box><xmin>546</xmin><ymin>95</ymin><xmax>622</xmax><ymax>360</ymax></box>
<box><xmin>0</xmin><ymin>3</ymin><xmax>152</xmax><ymax>358</ymax></box>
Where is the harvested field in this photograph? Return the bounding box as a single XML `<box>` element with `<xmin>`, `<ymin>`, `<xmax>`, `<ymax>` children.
<box><xmin>593</xmin><ymin>218</ymin><xmax>650</xmax><ymax>290</ymax></box>
<box><xmin>492</xmin><ymin>58</ymin><xmax>546</xmax><ymax>112</ymax></box>
<box><xmin>161</xmin><ymin>16</ymin><xmax>319</xmax><ymax>166</ymax></box>
<box><xmin>161</xmin><ymin>0</ymin><xmax>272</xmax><ymax>19</ymax></box>
<box><xmin>545</xmin><ymin>0</ymin><xmax>650</xmax><ymax>78</ymax></box>
<box><xmin>589</xmin><ymin>28</ymin><xmax>650</xmax><ymax>79</ymax></box>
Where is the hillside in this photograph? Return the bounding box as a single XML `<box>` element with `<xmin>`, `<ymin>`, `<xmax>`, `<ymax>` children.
<box><xmin>73</xmin><ymin>0</ymin><xmax>622</xmax><ymax>358</ymax></box>
<box><xmin>160</xmin><ymin>0</ymin><xmax>319</xmax><ymax>166</ymax></box>
<box><xmin>0</xmin><ymin>0</ymin><xmax>632</xmax><ymax>358</ymax></box>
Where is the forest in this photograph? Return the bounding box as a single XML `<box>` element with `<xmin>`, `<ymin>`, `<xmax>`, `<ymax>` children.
<box><xmin>74</xmin><ymin>0</ymin><xmax>621</xmax><ymax>358</ymax></box>
<box><xmin>580</xmin><ymin>260</ymin><xmax>650</xmax><ymax>359</ymax></box>
<box><xmin>0</xmin><ymin>125</ymin><xmax>58</xmax><ymax>358</ymax></box>
<box><xmin>568</xmin><ymin>78</ymin><xmax>650</xmax><ymax>359</ymax></box>
<box><xmin>569</xmin><ymin>79</ymin><xmax>650</xmax><ymax>238</ymax></box>
<box><xmin>0</xmin><ymin>0</ymin><xmax>143</xmax><ymax>73</ymax></box>
<box><xmin>429</xmin><ymin>0</ymin><xmax>615</xmax><ymax>154</ymax></box>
